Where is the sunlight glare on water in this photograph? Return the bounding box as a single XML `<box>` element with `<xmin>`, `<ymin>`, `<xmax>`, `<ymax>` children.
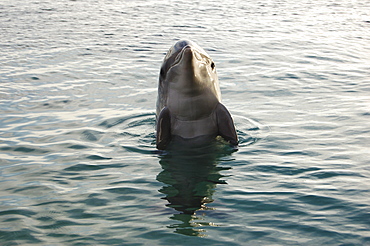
<box><xmin>1</xmin><ymin>0</ymin><xmax>370</xmax><ymax>245</ymax></box>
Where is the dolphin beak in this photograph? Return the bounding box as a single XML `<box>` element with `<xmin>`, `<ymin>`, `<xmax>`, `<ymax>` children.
<box><xmin>174</xmin><ymin>45</ymin><xmax>203</xmax><ymax>68</ymax></box>
<box><xmin>181</xmin><ymin>46</ymin><xmax>194</xmax><ymax>64</ymax></box>
<box><xmin>173</xmin><ymin>45</ymin><xmax>192</xmax><ymax>65</ymax></box>
<box><xmin>183</xmin><ymin>45</ymin><xmax>203</xmax><ymax>60</ymax></box>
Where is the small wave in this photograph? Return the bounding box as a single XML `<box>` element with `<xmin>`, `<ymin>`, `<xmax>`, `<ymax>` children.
<box><xmin>306</xmin><ymin>170</ymin><xmax>366</xmax><ymax>179</ymax></box>
<box><xmin>98</xmin><ymin>112</ymin><xmax>155</xmax><ymax>129</ymax></box>
<box><xmin>63</xmin><ymin>163</ymin><xmax>122</xmax><ymax>172</ymax></box>
<box><xmin>0</xmin><ymin>146</ymin><xmax>49</xmax><ymax>155</ymax></box>
<box><xmin>296</xmin><ymin>194</ymin><xmax>343</xmax><ymax>207</ymax></box>
<box><xmin>0</xmin><ymin>209</ymin><xmax>36</xmax><ymax>217</ymax></box>
<box><xmin>233</xmin><ymin>114</ymin><xmax>270</xmax><ymax>147</ymax></box>
<box><xmin>81</xmin><ymin>129</ymin><xmax>104</xmax><ymax>142</ymax></box>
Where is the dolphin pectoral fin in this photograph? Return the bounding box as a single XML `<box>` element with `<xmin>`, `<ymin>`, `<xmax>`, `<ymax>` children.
<box><xmin>216</xmin><ymin>103</ymin><xmax>238</xmax><ymax>146</ymax></box>
<box><xmin>156</xmin><ymin>107</ymin><xmax>171</xmax><ymax>150</ymax></box>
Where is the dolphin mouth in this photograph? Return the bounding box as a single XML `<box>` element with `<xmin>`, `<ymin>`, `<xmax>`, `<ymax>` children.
<box><xmin>171</xmin><ymin>45</ymin><xmax>204</xmax><ymax>69</ymax></box>
<box><xmin>172</xmin><ymin>45</ymin><xmax>192</xmax><ymax>67</ymax></box>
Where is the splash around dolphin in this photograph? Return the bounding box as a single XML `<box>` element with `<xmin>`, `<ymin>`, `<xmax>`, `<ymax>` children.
<box><xmin>156</xmin><ymin>40</ymin><xmax>238</xmax><ymax>150</ymax></box>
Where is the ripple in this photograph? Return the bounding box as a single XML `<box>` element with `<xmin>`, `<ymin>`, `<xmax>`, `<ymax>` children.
<box><xmin>67</xmin><ymin>144</ymin><xmax>89</xmax><ymax>150</ymax></box>
<box><xmin>85</xmin><ymin>155</ymin><xmax>112</xmax><ymax>160</ymax></box>
<box><xmin>63</xmin><ymin>163</ymin><xmax>123</xmax><ymax>172</ymax></box>
<box><xmin>307</xmin><ymin>170</ymin><xmax>365</xmax><ymax>179</ymax></box>
<box><xmin>232</xmin><ymin>114</ymin><xmax>270</xmax><ymax>147</ymax></box>
<box><xmin>0</xmin><ymin>229</ymin><xmax>43</xmax><ymax>244</ymax></box>
<box><xmin>66</xmin><ymin>208</ymin><xmax>102</xmax><ymax>219</ymax></box>
<box><xmin>81</xmin><ymin>129</ymin><xmax>104</xmax><ymax>142</ymax></box>
<box><xmin>105</xmin><ymin>186</ymin><xmax>151</xmax><ymax>195</ymax></box>
<box><xmin>251</xmin><ymin>164</ymin><xmax>321</xmax><ymax>176</ymax></box>
<box><xmin>0</xmin><ymin>146</ymin><xmax>49</xmax><ymax>155</ymax></box>
<box><xmin>35</xmin><ymin>219</ymin><xmax>94</xmax><ymax>230</ymax></box>
<box><xmin>0</xmin><ymin>209</ymin><xmax>36</xmax><ymax>217</ymax></box>
<box><xmin>296</xmin><ymin>194</ymin><xmax>343</xmax><ymax>207</ymax></box>
<box><xmin>1</xmin><ymin>0</ymin><xmax>370</xmax><ymax>244</ymax></box>
<box><xmin>99</xmin><ymin>112</ymin><xmax>155</xmax><ymax>129</ymax></box>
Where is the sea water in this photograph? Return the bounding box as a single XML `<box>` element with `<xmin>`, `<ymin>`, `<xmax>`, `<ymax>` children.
<box><xmin>1</xmin><ymin>0</ymin><xmax>370</xmax><ymax>245</ymax></box>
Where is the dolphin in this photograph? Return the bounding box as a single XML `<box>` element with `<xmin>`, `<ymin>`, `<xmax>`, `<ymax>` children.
<box><xmin>156</xmin><ymin>40</ymin><xmax>238</xmax><ymax>150</ymax></box>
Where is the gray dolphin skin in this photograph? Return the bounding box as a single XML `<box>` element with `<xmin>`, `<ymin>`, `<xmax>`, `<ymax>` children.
<box><xmin>156</xmin><ymin>40</ymin><xmax>238</xmax><ymax>150</ymax></box>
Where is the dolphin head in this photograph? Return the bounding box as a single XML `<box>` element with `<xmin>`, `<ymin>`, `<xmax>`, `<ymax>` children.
<box><xmin>157</xmin><ymin>40</ymin><xmax>221</xmax><ymax>115</ymax></box>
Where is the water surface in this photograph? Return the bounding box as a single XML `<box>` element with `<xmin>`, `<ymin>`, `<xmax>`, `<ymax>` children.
<box><xmin>1</xmin><ymin>0</ymin><xmax>370</xmax><ymax>245</ymax></box>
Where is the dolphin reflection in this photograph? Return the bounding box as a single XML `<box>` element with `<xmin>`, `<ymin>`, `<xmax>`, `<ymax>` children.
<box><xmin>156</xmin><ymin>141</ymin><xmax>234</xmax><ymax>236</ymax></box>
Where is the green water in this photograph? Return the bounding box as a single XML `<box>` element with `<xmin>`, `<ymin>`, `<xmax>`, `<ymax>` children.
<box><xmin>1</xmin><ymin>0</ymin><xmax>370</xmax><ymax>245</ymax></box>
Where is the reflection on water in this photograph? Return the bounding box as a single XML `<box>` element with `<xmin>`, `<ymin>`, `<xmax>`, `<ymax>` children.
<box><xmin>157</xmin><ymin>141</ymin><xmax>234</xmax><ymax>237</ymax></box>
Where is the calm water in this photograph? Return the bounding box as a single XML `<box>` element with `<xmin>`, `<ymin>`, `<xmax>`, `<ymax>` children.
<box><xmin>1</xmin><ymin>0</ymin><xmax>370</xmax><ymax>245</ymax></box>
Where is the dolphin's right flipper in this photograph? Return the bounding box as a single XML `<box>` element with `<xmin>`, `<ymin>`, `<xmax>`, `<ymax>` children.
<box><xmin>156</xmin><ymin>107</ymin><xmax>171</xmax><ymax>150</ymax></box>
<box><xmin>216</xmin><ymin>103</ymin><xmax>238</xmax><ymax>146</ymax></box>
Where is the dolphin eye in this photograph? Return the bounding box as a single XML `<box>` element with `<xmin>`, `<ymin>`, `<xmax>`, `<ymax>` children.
<box><xmin>211</xmin><ymin>62</ymin><xmax>215</xmax><ymax>70</ymax></box>
<box><xmin>160</xmin><ymin>68</ymin><xmax>165</xmax><ymax>78</ymax></box>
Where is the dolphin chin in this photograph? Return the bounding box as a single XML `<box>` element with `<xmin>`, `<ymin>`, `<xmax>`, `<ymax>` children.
<box><xmin>156</xmin><ymin>40</ymin><xmax>238</xmax><ymax>150</ymax></box>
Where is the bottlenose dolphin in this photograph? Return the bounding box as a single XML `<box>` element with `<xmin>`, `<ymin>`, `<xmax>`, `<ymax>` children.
<box><xmin>156</xmin><ymin>40</ymin><xmax>238</xmax><ymax>150</ymax></box>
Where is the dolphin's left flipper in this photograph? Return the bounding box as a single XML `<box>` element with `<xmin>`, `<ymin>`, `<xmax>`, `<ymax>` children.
<box><xmin>156</xmin><ymin>107</ymin><xmax>171</xmax><ymax>150</ymax></box>
<box><xmin>216</xmin><ymin>103</ymin><xmax>238</xmax><ymax>146</ymax></box>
